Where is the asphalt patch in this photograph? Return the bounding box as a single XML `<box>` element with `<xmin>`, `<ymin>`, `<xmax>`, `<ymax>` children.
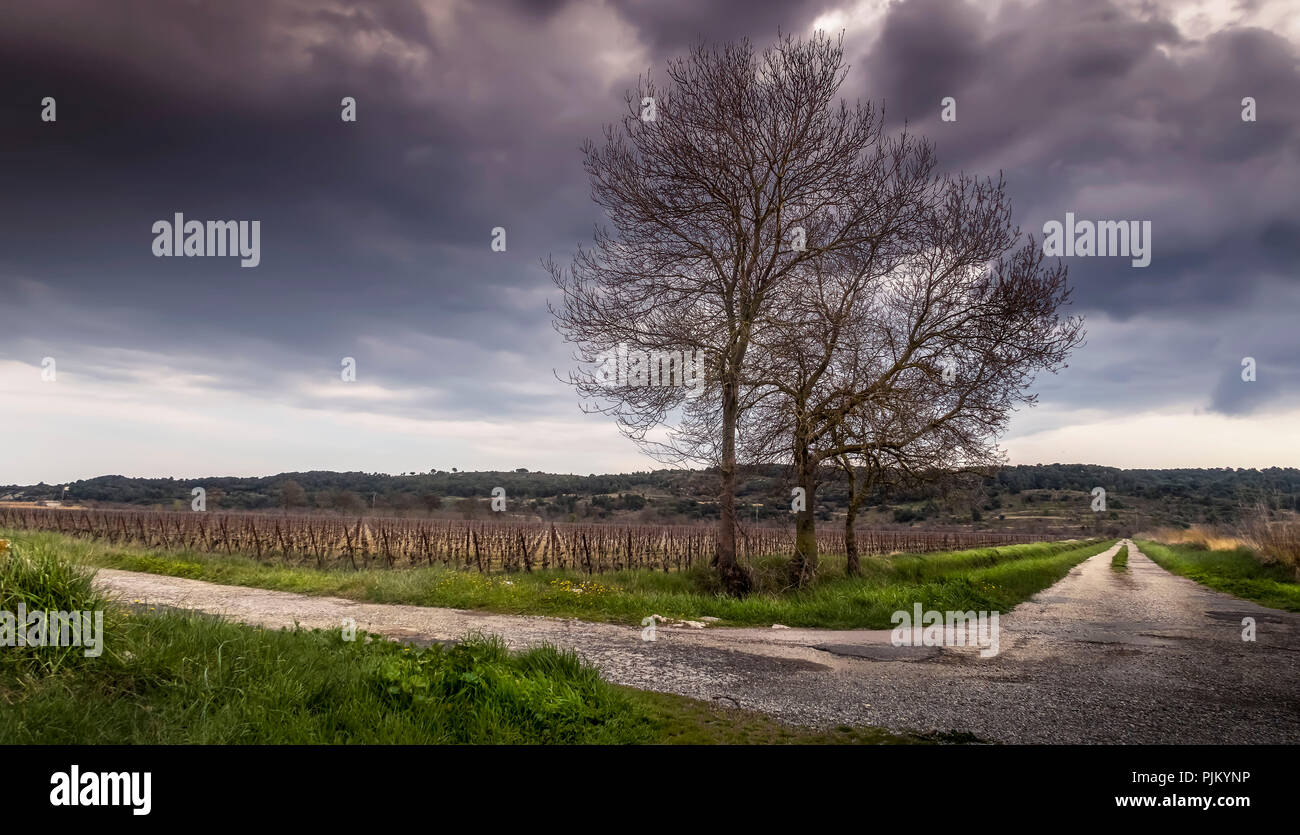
<box><xmin>812</xmin><ymin>643</ymin><xmax>940</xmax><ymax>661</ymax></box>
<box><xmin>1205</xmin><ymin>610</ymin><xmax>1285</xmax><ymax>624</ymax></box>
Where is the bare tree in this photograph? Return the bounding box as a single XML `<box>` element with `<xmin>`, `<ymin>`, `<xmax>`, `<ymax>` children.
<box><xmin>549</xmin><ymin>32</ymin><xmax>934</xmax><ymax>594</ymax></box>
<box><xmin>743</xmin><ymin>174</ymin><xmax>1084</xmax><ymax>584</ymax></box>
<box><xmin>830</xmin><ymin>378</ymin><xmax>1001</xmax><ymax>575</ymax></box>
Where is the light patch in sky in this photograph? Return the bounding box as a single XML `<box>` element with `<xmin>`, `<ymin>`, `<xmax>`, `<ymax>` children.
<box><xmin>1007</xmin><ymin>408</ymin><xmax>1300</xmax><ymax>469</ymax></box>
<box><xmin>0</xmin><ymin>358</ymin><xmax>645</xmax><ymax>483</ymax></box>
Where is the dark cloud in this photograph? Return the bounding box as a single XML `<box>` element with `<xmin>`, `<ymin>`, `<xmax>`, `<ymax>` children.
<box><xmin>608</xmin><ymin>0</ymin><xmax>832</xmax><ymax>51</ymax></box>
<box><xmin>843</xmin><ymin>0</ymin><xmax>1300</xmax><ymax>416</ymax></box>
<box><xmin>1</xmin><ymin>0</ymin><xmax>1298</xmax><ymax>472</ymax></box>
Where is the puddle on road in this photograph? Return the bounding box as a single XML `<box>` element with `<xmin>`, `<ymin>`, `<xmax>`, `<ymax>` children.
<box><xmin>812</xmin><ymin>643</ymin><xmax>940</xmax><ymax>661</ymax></box>
<box><xmin>1204</xmin><ymin>610</ymin><xmax>1285</xmax><ymax>624</ymax></box>
<box><xmin>1067</xmin><ymin>629</ymin><xmax>1178</xmax><ymax>647</ymax></box>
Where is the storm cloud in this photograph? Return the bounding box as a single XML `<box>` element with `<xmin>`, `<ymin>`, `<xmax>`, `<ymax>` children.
<box><xmin>1</xmin><ymin>0</ymin><xmax>1297</xmax><ymax>481</ymax></box>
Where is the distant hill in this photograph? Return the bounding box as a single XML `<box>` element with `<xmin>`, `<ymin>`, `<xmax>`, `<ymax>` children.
<box><xmin>4</xmin><ymin>465</ymin><xmax>1298</xmax><ymax>533</ymax></box>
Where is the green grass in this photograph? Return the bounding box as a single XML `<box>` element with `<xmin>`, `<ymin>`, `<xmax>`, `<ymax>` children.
<box><xmin>1111</xmin><ymin>544</ymin><xmax>1128</xmax><ymax>570</ymax></box>
<box><xmin>3</xmin><ymin>529</ymin><xmax>1109</xmax><ymax>630</ymax></box>
<box><xmin>0</xmin><ymin>536</ymin><xmax>947</xmax><ymax>745</ymax></box>
<box><xmin>1137</xmin><ymin>540</ymin><xmax>1300</xmax><ymax>612</ymax></box>
<box><xmin>0</xmin><ymin>535</ymin><xmax>112</xmax><ymax>675</ymax></box>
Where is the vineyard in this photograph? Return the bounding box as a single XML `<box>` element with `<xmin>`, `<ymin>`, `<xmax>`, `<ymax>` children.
<box><xmin>0</xmin><ymin>506</ymin><xmax>1058</xmax><ymax>574</ymax></box>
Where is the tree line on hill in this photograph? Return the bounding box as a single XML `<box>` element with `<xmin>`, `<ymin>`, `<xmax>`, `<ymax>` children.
<box><xmin>6</xmin><ymin>465</ymin><xmax>1297</xmax><ymax>528</ymax></box>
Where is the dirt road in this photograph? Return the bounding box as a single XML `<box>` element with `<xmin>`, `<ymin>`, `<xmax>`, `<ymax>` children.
<box><xmin>93</xmin><ymin>540</ymin><xmax>1300</xmax><ymax>743</ymax></box>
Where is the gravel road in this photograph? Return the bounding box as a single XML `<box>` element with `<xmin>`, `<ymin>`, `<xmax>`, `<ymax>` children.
<box><xmin>93</xmin><ymin>539</ymin><xmax>1300</xmax><ymax>743</ymax></box>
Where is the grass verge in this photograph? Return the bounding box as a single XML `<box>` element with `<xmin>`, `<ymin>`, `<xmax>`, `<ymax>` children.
<box><xmin>2</xmin><ymin>529</ymin><xmax>1110</xmax><ymax>629</ymax></box>
<box><xmin>1111</xmin><ymin>544</ymin><xmax>1128</xmax><ymax>570</ymax></box>
<box><xmin>0</xmin><ymin>536</ymin><xmax>949</xmax><ymax>744</ymax></box>
<box><xmin>1136</xmin><ymin>540</ymin><xmax>1300</xmax><ymax>612</ymax></box>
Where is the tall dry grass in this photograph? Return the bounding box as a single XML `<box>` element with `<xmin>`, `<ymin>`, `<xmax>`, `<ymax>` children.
<box><xmin>1138</xmin><ymin>524</ymin><xmax>1248</xmax><ymax>551</ymax></box>
<box><xmin>1239</xmin><ymin>505</ymin><xmax>1300</xmax><ymax>580</ymax></box>
<box><xmin>1141</xmin><ymin>507</ymin><xmax>1300</xmax><ymax>581</ymax></box>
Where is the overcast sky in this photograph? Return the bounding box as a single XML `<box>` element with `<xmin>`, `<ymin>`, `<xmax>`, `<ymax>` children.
<box><xmin>2</xmin><ymin>0</ymin><xmax>1297</xmax><ymax>483</ymax></box>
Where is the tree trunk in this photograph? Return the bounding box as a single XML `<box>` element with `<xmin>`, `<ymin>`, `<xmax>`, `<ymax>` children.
<box><xmin>790</xmin><ymin>427</ymin><xmax>818</xmax><ymax>586</ymax></box>
<box><xmin>844</xmin><ymin>503</ymin><xmax>859</xmax><ymax>576</ymax></box>
<box><xmin>841</xmin><ymin>454</ymin><xmax>860</xmax><ymax>576</ymax></box>
<box><xmin>715</xmin><ymin>377</ymin><xmax>752</xmax><ymax>595</ymax></box>
<box><xmin>845</xmin><ymin>462</ymin><xmax>873</xmax><ymax>576</ymax></box>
